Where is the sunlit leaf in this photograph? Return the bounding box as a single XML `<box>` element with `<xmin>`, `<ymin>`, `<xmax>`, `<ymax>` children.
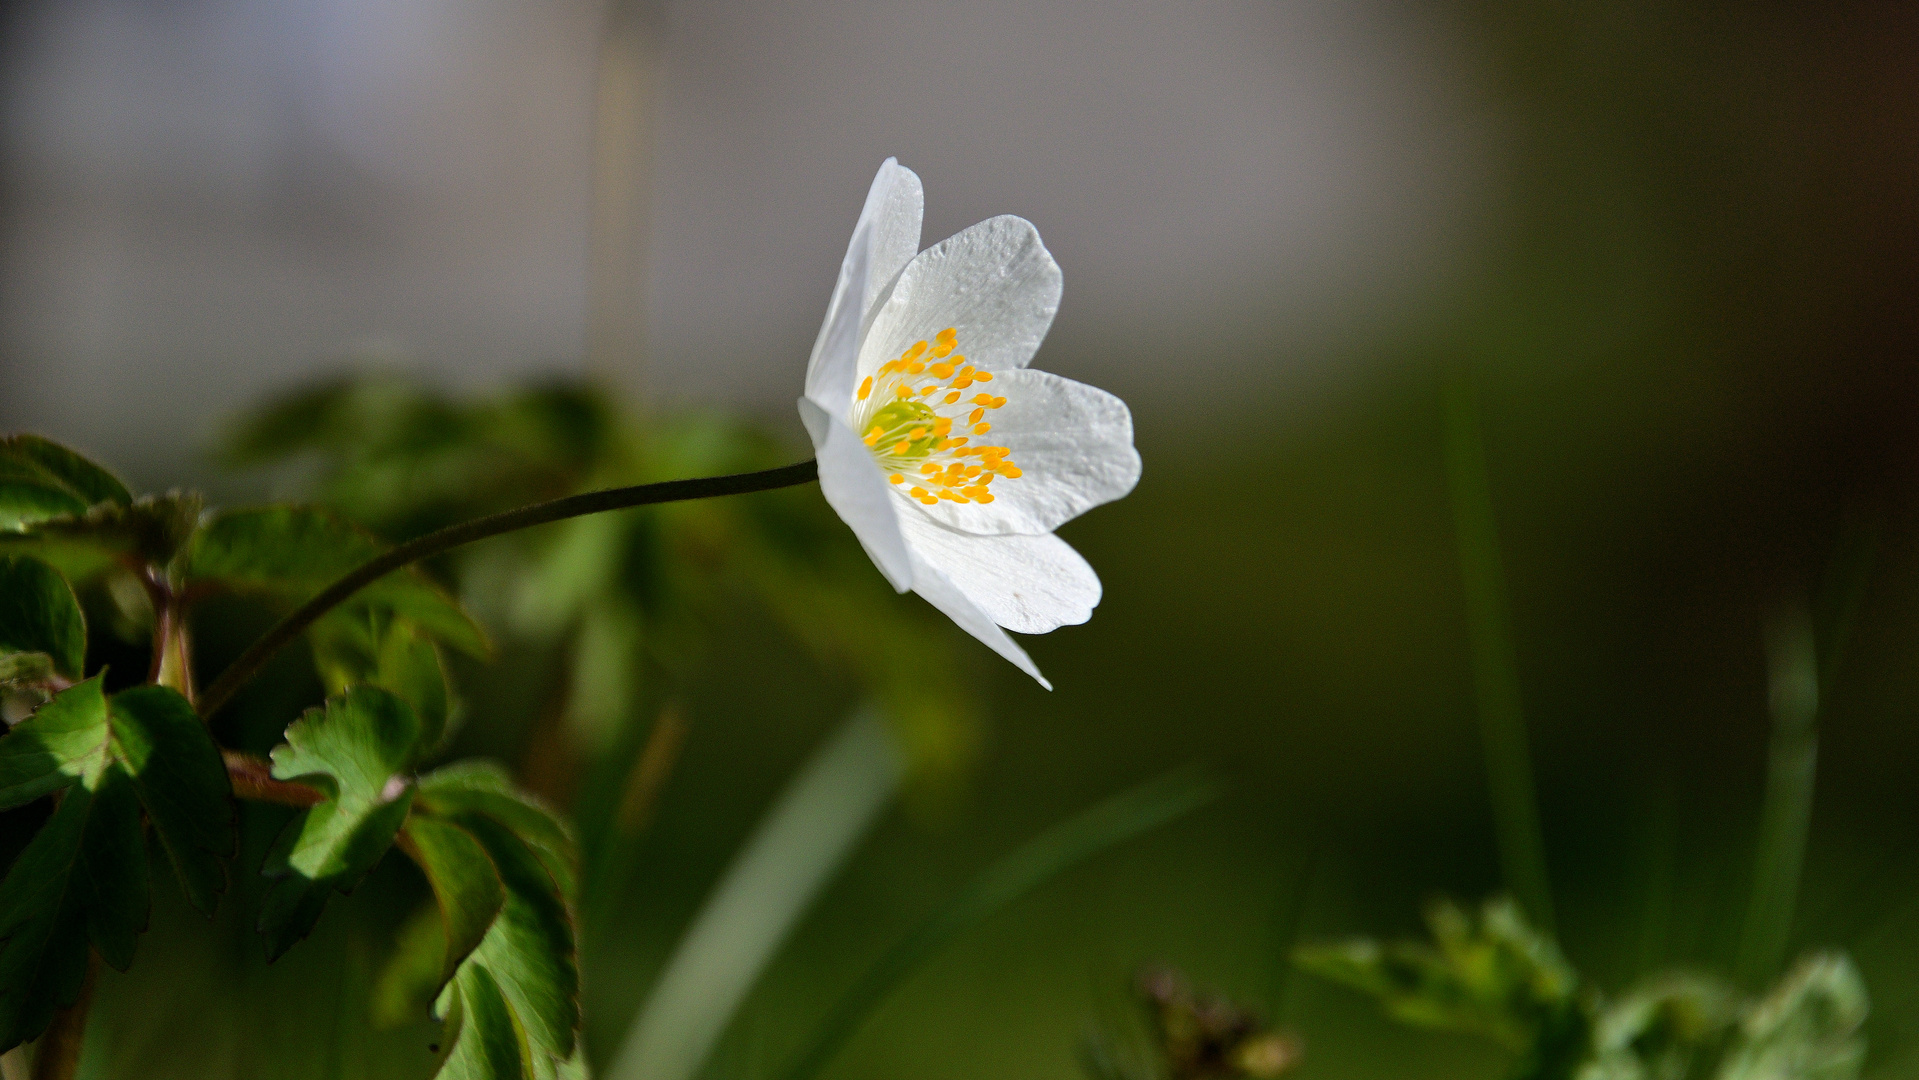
<box><xmin>0</xmin><ymin>677</ymin><xmax>229</xmax><ymax>1050</ymax></box>
<box><xmin>0</xmin><ymin>555</ymin><xmax>85</xmax><ymax>683</ymax></box>
<box><xmin>257</xmin><ymin>686</ymin><xmax>421</xmax><ymax>960</ymax></box>
<box><xmin>403</xmin><ymin>760</ymin><xmax>582</xmax><ymax>1080</ymax></box>
<box><xmin>0</xmin><ymin>680</ymin><xmax>232</xmax><ymax>921</ymax></box>
<box><xmin>309</xmin><ymin>605</ymin><xmax>456</xmax><ymax>760</ymax></box>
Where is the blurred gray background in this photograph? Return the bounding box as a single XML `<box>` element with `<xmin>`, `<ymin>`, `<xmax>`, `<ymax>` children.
<box><xmin>1</xmin><ymin>0</ymin><xmax>1485</xmax><ymax>485</ymax></box>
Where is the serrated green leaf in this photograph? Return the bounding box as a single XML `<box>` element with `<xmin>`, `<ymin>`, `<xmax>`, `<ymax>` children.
<box><xmin>416</xmin><ymin>762</ymin><xmax>578</xmax><ymax>904</ymax></box>
<box><xmin>0</xmin><ymin>555</ymin><xmax>85</xmax><ymax>682</ymax></box>
<box><xmin>403</xmin><ymin>816</ymin><xmax>505</xmax><ymax>987</ymax></box>
<box><xmin>441</xmin><ymin>963</ymin><xmax>529</xmax><ymax>1080</ymax></box>
<box><xmin>0</xmin><ymin>677</ymin><xmax>110</xmax><ymax>808</ymax></box>
<box><xmin>185</xmin><ymin>505</ymin><xmax>488</xmax><ymax>657</ymax></box>
<box><xmin>454</xmin><ymin>814</ymin><xmax>578</xmax><ymax>1066</ymax></box>
<box><xmin>258</xmin><ymin>686</ymin><xmax>421</xmax><ymax>960</ymax></box>
<box><xmin>0</xmin><ymin>435</ymin><xmax>130</xmax><ymax>532</ymax></box>
<box><xmin>0</xmin><ymin>679</ymin><xmax>234</xmax><ymax>925</ymax></box>
<box><xmin>309</xmin><ymin>605</ymin><xmax>455</xmax><ymax>760</ymax></box>
<box><xmin>107</xmin><ymin>686</ymin><xmax>235</xmax><ymax>915</ymax></box>
<box><xmin>0</xmin><ymin>767</ymin><xmax>148</xmax><ymax>1050</ymax></box>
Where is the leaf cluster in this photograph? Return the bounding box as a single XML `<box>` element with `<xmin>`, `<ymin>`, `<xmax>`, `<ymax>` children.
<box><xmin>1</xmin><ymin>433</ymin><xmax>575</xmax><ymax>1077</ymax></box>
<box><xmin>1295</xmin><ymin>898</ymin><xmax>1868</xmax><ymax>1080</ymax></box>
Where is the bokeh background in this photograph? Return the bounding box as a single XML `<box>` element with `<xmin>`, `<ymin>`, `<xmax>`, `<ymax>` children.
<box><xmin>4</xmin><ymin>0</ymin><xmax>1919</xmax><ymax>1077</ymax></box>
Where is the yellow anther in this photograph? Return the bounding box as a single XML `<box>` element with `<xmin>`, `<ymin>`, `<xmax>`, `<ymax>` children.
<box><xmin>857</xmin><ymin>376</ymin><xmax>873</xmax><ymax>401</ymax></box>
<box><xmin>888</xmin><ymin>474</ymin><xmax>904</xmax><ymax>484</ymax></box>
<box><xmin>973</xmin><ymin>423</ymin><xmax>991</xmax><ymax>435</ymax></box>
<box><xmin>895</xmin><ymin>384</ymin><xmax>913</xmax><ymax>398</ymax></box>
<box><xmin>920</xmin><ymin>463</ymin><xmax>939</xmax><ymax>475</ymax></box>
<box><xmin>972</xmin><ymin>394</ymin><xmax>994</xmax><ymax>406</ymax></box>
<box><xmin>943</xmin><ymin>391</ymin><xmax>962</xmax><ymax>404</ymax></box>
<box><xmin>933</xmin><ymin>417</ymin><xmax>953</xmax><ymax>434</ymax></box>
<box><xmin>909</xmin><ymin>427</ymin><xmax>927</xmax><ymax>440</ymax></box>
<box><xmin>930</xmin><ymin>362</ymin><xmax>955</xmax><ymax>379</ymax></box>
<box><xmin>904</xmin><ymin>341</ymin><xmax>929</xmax><ymax>360</ymax></box>
<box><xmin>969</xmin><ymin>408</ymin><xmax>985</xmax><ymax>424</ymax></box>
<box><xmin>1000</xmin><ymin>465</ymin><xmax>1023</xmax><ymax>478</ymax></box>
<box><xmin>863</xmin><ymin>426</ymin><xmax>883</xmax><ymax>446</ymax></box>
<box><xmin>893</xmin><ymin>441</ymin><xmax>910</xmax><ymax>454</ymax></box>
<box><xmin>974</xmin><ymin>370</ymin><xmax>993</xmax><ymax>382</ymax></box>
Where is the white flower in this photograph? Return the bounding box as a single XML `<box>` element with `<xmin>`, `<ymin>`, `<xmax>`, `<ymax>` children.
<box><xmin>798</xmin><ymin>159</ymin><xmax>1141</xmax><ymax>688</ymax></box>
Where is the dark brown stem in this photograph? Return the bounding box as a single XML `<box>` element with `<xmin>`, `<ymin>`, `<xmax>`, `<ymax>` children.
<box><xmin>29</xmin><ymin>952</ymin><xmax>98</xmax><ymax>1080</ymax></box>
<box><xmin>195</xmin><ymin>459</ymin><xmax>818</xmax><ymax>721</ymax></box>
<box><xmin>223</xmin><ymin>750</ymin><xmax>326</xmax><ymax>807</ymax></box>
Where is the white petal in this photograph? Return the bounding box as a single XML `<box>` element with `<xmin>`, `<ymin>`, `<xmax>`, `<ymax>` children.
<box><xmin>907</xmin><ymin>369</ymin><xmax>1141</xmax><ymax>536</ymax></box>
<box><xmin>804</xmin><ymin>160</ymin><xmax>923</xmax><ymax>414</ymax></box>
<box><xmin>856</xmin><ymin>216</ymin><xmax>1060</xmax><ymax>383</ymax></box>
<box><xmin>907</xmin><ymin>552</ymin><xmax>1052</xmax><ymax>690</ymax></box>
<box><xmin>901</xmin><ymin>513</ymin><xmax>1101</xmax><ymax>635</ymax></box>
<box><xmin>798</xmin><ymin>397</ymin><xmax>912</xmax><ymax>592</ymax></box>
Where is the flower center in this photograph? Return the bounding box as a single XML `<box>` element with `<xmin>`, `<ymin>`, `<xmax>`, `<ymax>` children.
<box><xmin>850</xmin><ymin>327</ymin><xmax>1022</xmax><ymax>506</ymax></box>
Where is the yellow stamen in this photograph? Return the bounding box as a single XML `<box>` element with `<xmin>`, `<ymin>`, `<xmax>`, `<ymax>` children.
<box><xmin>973</xmin><ymin>423</ymin><xmax>991</xmax><ymax>435</ymax></box>
<box><xmin>857</xmin><ymin>376</ymin><xmax>873</xmax><ymax>401</ymax></box>
<box><xmin>888</xmin><ymin>474</ymin><xmax>904</xmax><ymax>484</ymax></box>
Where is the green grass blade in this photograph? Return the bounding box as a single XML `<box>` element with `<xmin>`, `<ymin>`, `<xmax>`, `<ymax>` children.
<box><xmin>606</xmin><ymin>707</ymin><xmax>904</xmax><ymax>1080</ymax></box>
<box><xmin>777</xmin><ymin>768</ymin><xmax>1221</xmax><ymax>1080</ymax></box>
<box><xmin>1443</xmin><ymin>365</ymin><xmax>1555</xmax><ymax>935</ymax></box>
<box><xmin>1736</xmin><ymin>605</ymin><xmax>1820</xmax><ymax>986</ymax></box>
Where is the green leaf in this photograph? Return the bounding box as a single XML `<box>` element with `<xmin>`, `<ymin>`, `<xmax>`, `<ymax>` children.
<box><xmin>0</xmin><ymin>435</ymin><xmax>130</xmax><ymax>532</ymax></box>
<box><xmin>453</xmin><ymin>815</ymin><xmax>578</xmax><ymax>1069</ymax></box>
<box><xmin>440</xmin><ymin>963</ymin><xmax>531</xmax><ymax>1080</ymax></box>
<box><xmin>416</xmin><ymin>763</ymin><xmax>577</xmax><ymax>904</ymax></box>
<box><xmin>1295</xmin><ymin>897</ymin><xmax>1593</xmax><ymax>1080</ymax></box>
<box><xmin>185</xmin><ymin>505</ymin><xmax>488</xmax><ymax>658</ymax></box>
<box><xmin>1717</xmin><ymin>953</ymin><xmax>1867</xmax><ymax>1080</ymax></box>
<box><xmin>308</xmin><ymin>605</ymin><xmax>455</xmax><ymax>761</ymax></box>
<box><xmin>402</xmin><ymin>762</ymin><xmax>582</xmax><ymax>1080</ymax></box>
<box><xmin>0</xmin><ymin>678</ymin><xmax>111</xmax><ymax>808</ymax></box>
<box><xmin>0</xmin><ymin>555</ymin><xmax>85</xmax><ymax>682</ymax></box>
<box><xmin>258</xmin><ymin>686</ymin><xmax>420</xmax><ymax>960</ymax></box>
<box><xmin>0</xmin><ymin>494</ymin><xmax>205</xmax><ymax>585</ymax></box>
<box><xmin>402</xmin><ymin>816</ymin><xmax>506</xmax><ymax>988</ymax></box>
<box><xmin>107</xmin><ymin>686</ymin><xmax>235</xmax><ymax>915</ymax></box>
<box><xmin>1580</xmin><ymin>974</ymin><xmax>1737</xmax><ymax>1080</ymax></box>
<box><xmin>0</xmin><ymin>759</ymin><xmax>149</xmax><ymax>1050</ymax></box>
<box><xmin>0</xmin><ymin>680</ymin><xmax>233</xmax><ymax>921</ymax></box>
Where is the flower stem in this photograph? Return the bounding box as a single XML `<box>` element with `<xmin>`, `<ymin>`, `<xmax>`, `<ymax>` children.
<box><xmin>196</xmin><ymin>460</ymin><xmax>819</xmax><ymax>720</ymax></box>
<box><xmin>28</xmin><ymin>951</ymin><xmax>98</xmax><ymax>1080</ymax></box>
<box><xmin>223</xmin><ymin>749</ymin><xmax>326</xmax><ymax>807</ymax></box>
<box><xmin>1442</xmin><ymin>364</ymin><xmax>1555</xmax><ymax>936</ymax></box>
